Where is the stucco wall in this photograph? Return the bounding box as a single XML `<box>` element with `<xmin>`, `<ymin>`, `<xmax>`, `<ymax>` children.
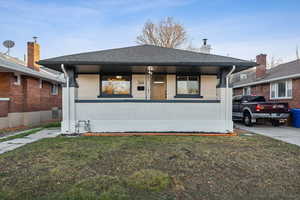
<box><xmin>77</xmin><ymin>74</ymin><xmax>100</xmax><ymax>99</ymax></box>
<box><xmin>77</xmin><ymin>74</ymin><xmax>218</xmax><ymax>100</ymax></box>
<box><xmin>62</xmin><ymin>87</ymin><xmax>233</xmax><ymax>133</ymax></box>
<box><xmin>132</xmin><ymin>74</ymin><xmax>146</xmax><ymax>99</ymax></box>
<box><xmin>75</xmin><ymin>102</ymin><xmax>228</xmax><ymax>133</ymax></box>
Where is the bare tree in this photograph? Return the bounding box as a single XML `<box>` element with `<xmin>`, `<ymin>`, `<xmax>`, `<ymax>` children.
<box><xmin>136</xmin><ymin>17</ymin><xmax>187</xmax><ymax>48</ymax></box>
<box><xmin>268</xmin><ymin>56</ymin><xmax>283</xmax><ymax>68</ymax></box>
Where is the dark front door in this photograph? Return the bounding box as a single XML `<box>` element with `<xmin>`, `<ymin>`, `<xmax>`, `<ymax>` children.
<box><xmin>151</xmin><ymin>75</ymin><xmax>167</xmax><ymax>100</ymax></box>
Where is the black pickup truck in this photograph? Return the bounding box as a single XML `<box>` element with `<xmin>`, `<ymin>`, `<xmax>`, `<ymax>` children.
<box><xmin>233</xmin><ymin>95</ymin><xmax>290</xmax><ymax>126</ymax></box>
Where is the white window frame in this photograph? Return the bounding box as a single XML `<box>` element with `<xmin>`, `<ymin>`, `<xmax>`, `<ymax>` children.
<box><xmin>51</xmin><ymin>84</ymin><xmax>58</xmax><ymax>95</ymax></box>
<box><xmin>243</xmin><ymin>86</ymin><xmax>251</xmax><ymax>95</ymax></box>
<box><xmin>270</xmin><ymin>79</ymin><xmax>293</xmax><ymax>99</ymax></box>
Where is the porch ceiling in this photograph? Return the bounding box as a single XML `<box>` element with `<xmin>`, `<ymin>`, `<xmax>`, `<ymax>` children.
<box><xmin>38</xmin><ymin>45</ymin><xmax>257</xmax><ymax>73</ymax></box>
<box><xmin>76</xmin><ymin>65</ymin><xmax>222</xmax><ymax>74</ymax></box>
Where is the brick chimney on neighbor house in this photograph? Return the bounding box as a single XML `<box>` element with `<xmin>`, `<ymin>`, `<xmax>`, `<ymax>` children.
<box><xmin>256</xmin><ymin>54</ymin><xmax>267</xmax><ymax>78</ymax></box>
<box><xmin>27</xmin><ymin>37</ymin><xmax>40</xmax><ymax>71</ymax></box>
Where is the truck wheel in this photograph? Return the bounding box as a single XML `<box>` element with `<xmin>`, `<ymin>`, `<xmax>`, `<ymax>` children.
<box><xmin>243</xmin><ymin>113</ymin><xmax>253</xmax><ymax>126</ymax></box>
<box><xmin>271</xmin><ymin>120</ymin><xmax>280</xmax><ymax>127</ymax></box>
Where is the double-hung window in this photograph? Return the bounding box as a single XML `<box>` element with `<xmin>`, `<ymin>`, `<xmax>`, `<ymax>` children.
<box><xmin>270</xmin><ymin>79</ymin><xmax>292</xmax><ymax>99</ymax></box>
<box><xmin>101</xmin><ymin>75</ymin><xmax>131</xmax><ymax>97</ymax></box>
<box><xmin>176</xmin><ymin>75</ymin><xmax>201</xmax><ymax>98</ymax></box>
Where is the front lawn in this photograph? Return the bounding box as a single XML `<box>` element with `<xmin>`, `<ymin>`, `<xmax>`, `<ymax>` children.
<box><xmin>0</xmin><ymin>134</ymin><xmax>299</xmax><ymax>200</ymax></box>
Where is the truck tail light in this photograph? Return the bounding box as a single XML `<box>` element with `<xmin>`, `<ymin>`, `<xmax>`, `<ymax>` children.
<box><xmin>256</xmin><ymin>104</ymin><xmax>264</xmax><ymax>112</ymax></box>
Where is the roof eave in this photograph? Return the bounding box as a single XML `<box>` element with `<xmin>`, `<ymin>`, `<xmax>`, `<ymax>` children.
<box><xmin>233</xmin><ymin>73</ymin><xmax>300</xmax><ymax>88</ymax></box>
<box><xmin>37</xmin><ymin>60</ymin><xmax>256</xmax><ymax>68</ymax></box>
<box><xmin>0</xmin><ymin>65</ymin><xmax>64</xmax><ymax>83</ymax></box>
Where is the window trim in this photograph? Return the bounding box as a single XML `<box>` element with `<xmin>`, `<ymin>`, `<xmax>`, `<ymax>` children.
<box><xmin>175</xmin><ymin>74</ymin><xmax>202</xmax><ymax>98</ymax></box>
<box><xmin>39</xmin><ymin>79</ymin><xmax>43</xmax><ymax>89</ymax></box>
<box><xmin>270</xmin><ymin>79</ymin><xmax>293</xmax><ymax>100</ymax></box>
<box><xmin>13</xmin><ymin>74</ymin><xmax>21</xmax><ymax>86</ymax></box>
<box><xmin>99</xmin><ymin>73</ymin><xmax>133</xmax><ymax>98</ymax></box>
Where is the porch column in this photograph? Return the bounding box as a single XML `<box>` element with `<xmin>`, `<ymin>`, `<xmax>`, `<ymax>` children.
<box><xmin>61</xmin><ymin>66</ymin><xmax>78</xmax><ymax>134</ymax></box>
<box><xmin>217</xmin><ymin>67</ymin><xmax>234</xmax><ymax>133</ymax></box>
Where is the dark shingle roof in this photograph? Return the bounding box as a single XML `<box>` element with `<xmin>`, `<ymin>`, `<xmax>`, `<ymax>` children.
<box><xmin>232</xmin><ymin>59</ymin><xmax>300</xmax><ymax>87</ymax></box>
<box><xmin>38</xmin><ymin>45</ymin><xmax>256</xmax><ymax>71</ymax></box>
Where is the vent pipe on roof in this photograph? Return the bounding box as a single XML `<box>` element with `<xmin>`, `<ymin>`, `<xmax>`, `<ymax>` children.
<box><xmin>203</xmin><ymin>39</ymin><xmax>207</xmax><ymax>46</ymax></box>
<box><xmin>200</xmin><ymin>38</ymin><xmax>211</xmax><ymax>54</ymax></box>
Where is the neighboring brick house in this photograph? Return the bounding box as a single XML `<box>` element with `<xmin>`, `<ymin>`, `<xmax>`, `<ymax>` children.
<box><xmin>0</xmin><ymin>40</ymin><xmax>64</xmax><ymax>129</ymax></box>
<box><xmin>232</xmin><ymin>54</ymin><xmax>300</xmax><ymax>109</ymax></box>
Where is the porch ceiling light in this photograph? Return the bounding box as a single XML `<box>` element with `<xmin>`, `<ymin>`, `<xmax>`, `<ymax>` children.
<box><xmin>147</xmin><ymin>66</ymin><xmax>154</xmax><ymax>75</ymax></box>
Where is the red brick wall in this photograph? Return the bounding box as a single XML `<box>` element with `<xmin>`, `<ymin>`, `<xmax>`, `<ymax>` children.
<box><xmin>233</xmin><ymin>88</ymin><xmax>243</xmax><ymax>96</ymax></box>
<box><xmin>0</xmin><ymin>73</ymin><xmax>10</xmax><ymax>97</ymax></box>
<box><xmin>40</xmin><ymin>81</ymin><xmax>62</xmax><ymax>110</ymax></box>
<box><xmin>0</xmin><ymin>101</ymin><xmax>9</xmax><ymax>117</ymax></box>
<box><xmin>0</xmin><ymin>72</ymin><xmax>62</xmax><ymax>114</ymax></box>
<box><xmin>234</xmin><ymin>78</ymin><xmax>300</xmax><ymax>109</ymax></box>
<box><xmin>23</xmin><ymin>77</ymin><xmax>41</xmax><ymax>112</ymax></box>
<box><xmin>9</xmin><ymin>73</ymin><xmax>24</xmax><ymax>113</ymax></box>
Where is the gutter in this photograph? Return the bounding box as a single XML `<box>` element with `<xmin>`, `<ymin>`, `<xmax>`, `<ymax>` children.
<box><xmin>234</xmin><ymin>73</ymin><xmax>300</xmax><ymax>88</ymax></box>
<box><xmin>61</xmin><ymin>64</ymin><xmax>70</xmax><ymax>133</ymax></box>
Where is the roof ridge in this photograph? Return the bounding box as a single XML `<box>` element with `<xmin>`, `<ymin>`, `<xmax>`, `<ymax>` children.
<box><xmin>41</xmin><ymin>44</ymin><xmax>255</xmax><ymax>64</ymax></box>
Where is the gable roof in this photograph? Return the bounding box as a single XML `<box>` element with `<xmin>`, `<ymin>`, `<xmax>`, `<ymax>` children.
<box><xmin>0</xmin><ymin>54</ymin><xmax>64</xmax><ymax>83</ymax></box>
<box><xmin>232</xmin><ymin>59</ymin><xmax>300</xmax><ymax>88</ymax></box>
<box><xmin>38</xmin><ymin>45</ymin><xmax>257</xmax><ymax>72</ymax></box>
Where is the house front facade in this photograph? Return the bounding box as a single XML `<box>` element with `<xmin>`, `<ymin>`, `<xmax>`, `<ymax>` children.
<box><xmin>38</xmin><ymin>45</ymin><xmax>256</xmax><ymax>134</ymax></box>
<box><xmin>0</xmin><ymin>40</ymin><xmax>64</xmax><ymax>129</ymax></box>
<box><xmin>232</xmin><ymin>54</ymin><xmax>300</xmax><ymax>109</ymax></box>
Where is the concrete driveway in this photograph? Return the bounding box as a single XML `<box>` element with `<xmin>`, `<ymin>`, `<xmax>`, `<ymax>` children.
<box><xmin>235</xmin><ymin>123</ymin><xmax>300</xmax><ymax>147</ymax></box>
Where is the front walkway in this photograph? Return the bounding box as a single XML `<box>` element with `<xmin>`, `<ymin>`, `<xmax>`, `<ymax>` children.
<box><xmin>0</xmin><ymin>128</ymin><xmax>60</xmax><ymax>154</ymax></box>
<box><xmin>235</xmin><ymin>123</ymin><xmax>300</xmax><ymax>147</ymax></box>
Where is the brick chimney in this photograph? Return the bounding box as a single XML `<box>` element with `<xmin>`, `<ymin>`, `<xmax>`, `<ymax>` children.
<box><xmin>27</xmin><ymin>38</ymin><xmax>40</xmax><ymax>71</ymax></box>
<box><xmin>256</xmin><ymin>54</ymin><xmax>267</xmax><ymax>78</ymax></box>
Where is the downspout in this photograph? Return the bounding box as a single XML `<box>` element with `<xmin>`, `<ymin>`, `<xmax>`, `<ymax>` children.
<box><xmin>226</xmin><ymin>65</ymin><xmax>236</xmax><ymax>88</ymax></box>
<box><xmin>61</xmin><ymin>64</ymin><xmax>70</xmax><ymax>133</ymax></box>
<box><xmin>225</xmin><ymin>65</ymin><xmax>236</xmax><ymax>131</ymax></box>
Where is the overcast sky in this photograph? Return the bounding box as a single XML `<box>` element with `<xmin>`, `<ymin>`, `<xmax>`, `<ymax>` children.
<box><xmin>0</xmin><ymin>0</ymin><xmax>299</xmax><ymax>63</ymax></box>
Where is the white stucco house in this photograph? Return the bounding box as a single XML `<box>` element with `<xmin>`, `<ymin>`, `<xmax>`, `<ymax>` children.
<box><xmin>38</xmin><ymin>45</ymin><xmax>256</xmax><ymax>134</ymax></box>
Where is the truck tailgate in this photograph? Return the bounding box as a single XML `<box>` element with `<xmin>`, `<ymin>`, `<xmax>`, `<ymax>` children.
<box><xmin>259</xmin><ymin>102</ymin><xmax>289</xmax><ymax>113</ymax></box>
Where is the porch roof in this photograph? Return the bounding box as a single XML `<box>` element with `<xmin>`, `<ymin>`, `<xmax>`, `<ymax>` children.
<box><xmin>38</xmin><ymin>45</ymin><xmax>257</xmax><ymax>73</ymax></box>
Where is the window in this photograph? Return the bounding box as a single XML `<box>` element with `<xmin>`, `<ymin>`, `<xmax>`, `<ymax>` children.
<box><xmin>101</xmin><ymin>75</ymin><xmax>131</xmax><ymax>97</ymax></box>
<box><xmin>51</xmin><ymin>84</ymin><xmax>58</xmax><ymax>95</ymax></box>
<box><xmin>243</xmin><ymin>86</ymin><xmax>251</xmax><ymax>95</ymax></box>
<box><xmin>13</xmin><ymin>74</ymin><xmax>21</xmax><ymax>85</ymax></box>
<box><xmin>176</xmin><ymin>75</ymin><xmax>200</xmax><ymax>97</ymax></box>
<box><xmin>270</xmin><ymin>79</ymin><xmax>292</xmax><ymax>99</ymax></box>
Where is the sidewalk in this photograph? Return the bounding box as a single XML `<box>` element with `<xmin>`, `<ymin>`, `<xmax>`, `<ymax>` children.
<box><xmin>235</xmin><ymin>123</ymin><xmax>300</xmax><ymax>147</ymax></box>
<box><xmin>0</xmin><ymin>128</ymin><xmax>60</xmax><ymax>154</ymax></box>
